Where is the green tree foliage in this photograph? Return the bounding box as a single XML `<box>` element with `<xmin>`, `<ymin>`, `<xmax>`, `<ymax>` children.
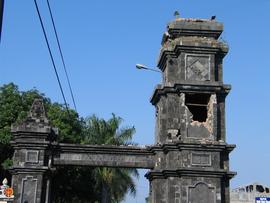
<box><xmin>0</xmin><ymin>83</ymin><xmax>94</xmax><ymax>202</ymax></box>
<box><xmin>51</xmin><ymin>166</ymin><xmax>99</xmax><ymax>203</ymax></box>
<box><xmin>0</xmin><ymin>83</ymin><xmax>82</xmax><ymax>168</ymax></box>
<box><xmin>47</xmin><ymin>102</ymin><xmax>83</xmax><ymax>143</ymax></box>
<box><xmin>0</xmin><ymin>83</ymin><xmax>139</xmax><ymax>203</ymax></box>
<box><xmin>83</xmin><ymin>115</ymin><xmax>139</xmax><ymax>203</ymax></box>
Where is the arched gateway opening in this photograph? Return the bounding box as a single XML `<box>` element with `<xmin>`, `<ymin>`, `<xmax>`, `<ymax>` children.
<box><xmin>9</xmin><ymin>17</ymin><xmax>235</xmax><ymax>203</ymax></box>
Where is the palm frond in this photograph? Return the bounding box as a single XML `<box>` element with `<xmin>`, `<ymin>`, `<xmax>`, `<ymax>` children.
<box><xmin>82</xmin><ymin>114</ymin><xmax>139</xmax><ymax>201</ymax></box>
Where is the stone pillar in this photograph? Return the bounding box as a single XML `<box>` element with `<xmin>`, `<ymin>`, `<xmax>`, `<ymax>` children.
<box><xmin>146</xmin><ymin>17</ymin><xmax>236</xmax><ymax>203</ymax></box>
<box><xmin>9</xmin><ymin>99</ymin><xmax>56</xmax><ymax>203</ymax></box>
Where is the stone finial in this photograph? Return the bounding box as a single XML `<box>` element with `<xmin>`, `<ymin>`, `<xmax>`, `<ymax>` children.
<box><xmin>29</xmin><ymin>98</ymin><xmax>46</xmax><ymax>119</ymax></box>
<box><xmin>11</xmin><ymin>98</ymin><xmax>51</xmax><ymax>133</ymax></box>
<box><xmin>26</xmin><ymin>98</ymin><xmax>50</xmax><ymax>126</ymax></box>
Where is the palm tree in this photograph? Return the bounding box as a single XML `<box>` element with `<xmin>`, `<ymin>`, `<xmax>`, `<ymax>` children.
<box><xmin>82</xmin><ymin>114</ymin><xmax>139</xmax><ymax>203</ymax></box>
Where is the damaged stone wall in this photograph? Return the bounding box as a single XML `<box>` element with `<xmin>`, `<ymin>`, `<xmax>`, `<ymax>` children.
<box><xmin>185</xmin><ymin>94</ymin><xmax>217</xmax><ymax>140</ymax></box>
<box><xmin>155</xmin><ymin>92</ymin><xmax>217</xmax><ymax>143</ymax></box>
<box><xmin>155</xmin><ymin>93</ymin><xmax>182</xmax><ymax>143</ymax></box>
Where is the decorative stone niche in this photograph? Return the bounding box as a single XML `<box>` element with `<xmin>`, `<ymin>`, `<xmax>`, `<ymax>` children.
<box><xmin>188</xmin><ymin>182</ymin><xmax>216</xmax><ymax>203</ymax></box>
<box><xmin>26</xmin><ymin>150</ymin><xmax>39</xmax><ymax>164</ymax></box>
<box><xmin>185</xmin><ymin>54</ymin><xmax>211</xmax><ymax>81</ymax></box>
<box><xmin>21</xmin><ymin>176</ymin><xmax>38</xmax><ymax>203</ymax></box>
<box><xmin>191</xmin><ymin>153</ymin><xmax>211</xmax><ymax>166</ymax></box>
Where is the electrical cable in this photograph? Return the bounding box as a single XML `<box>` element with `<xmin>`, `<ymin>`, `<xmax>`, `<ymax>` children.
<box><xmin>46</xmin><ymin>0</ymin><xmax>77</xmax><ymax>112</ymax></box>
<box><xmin>33</xmin><ymin>0</ymin><xmax>71</xmax><ymax>116</ymax></box>
<box><xmin>0</xmin><ymin>0</ymin><xmax>5</xmax><ymax>42</ymax></box>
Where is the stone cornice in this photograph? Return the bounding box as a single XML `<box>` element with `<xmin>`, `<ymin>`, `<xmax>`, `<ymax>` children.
<box><xmin>11</xmin><ymin>125</ymin><xmax>52</xmax><ymax>134</ymax></box>
<box><xmin>145</xmin><ymin>168</ymin><xmax>236</xmax><ymax>180</ymax></box>
<box><xmin>149</xmin><ymin>142</ymin><xmax>235</xmax><ymax>153</ymax></box>
<box><xmin>11</xmin><ymin>131</ymin><xmax>51</xmax><ymax>139</ymax></box>
<box><xmin>10</xmin><ymin>140</ymin><xmax>51</xmax><ymax>149</ymax></box>
<box><xmin>165</xmin><ymin>19</ymin><xmax>223</xmax><ymax>40</ymax></box>
<box><xmin>150</xmin><ymin>83</ymin><xmax>231</xmax><ymax>105</ymax></box>
<box><xmin>54</xmin><ymin>143</ymin><xmax>154</xmax><ymax>156</ymax></box>
<box><xmin>9</xmin><ymin>166</ymin><xmax>49</xmax><ymax>174</ymax></box>
<box><xmin>158</xmin><ymin>37</ymin><xmax>228</xmax><ymax>71</ymax></box>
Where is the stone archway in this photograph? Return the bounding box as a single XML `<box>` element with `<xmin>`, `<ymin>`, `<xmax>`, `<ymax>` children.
<box><xmin>9</xmin><ymin>16</ymin><xmax>236</xmax><ymax>203</ymax></box>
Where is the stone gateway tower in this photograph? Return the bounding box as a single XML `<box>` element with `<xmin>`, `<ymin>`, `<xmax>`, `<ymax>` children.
<box><xmin>146</xmin><ymin>18</ymin><xmax>235</xmax><ymax>202</ymax></box>
<box><xmin>9</xmin><ymin>17</ymin><xmax>235</xmax><ymax>203</ymax></box>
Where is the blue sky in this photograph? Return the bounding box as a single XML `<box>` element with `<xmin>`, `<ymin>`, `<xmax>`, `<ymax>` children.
<box><xmin>1</xmin><ymin>0</ymin><xmax>270</xmax><ymax>202</ymax></box>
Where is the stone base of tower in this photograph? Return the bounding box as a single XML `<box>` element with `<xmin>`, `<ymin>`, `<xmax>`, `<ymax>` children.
<box><xmin>145</xmin><ymin>141</ymin><xmax>236</xmax><ymax>203</ymax></box>
<box><xmin>146</xmin><ymin>169</ymin><xmax>234</xmax><ymax>203</ymax></box>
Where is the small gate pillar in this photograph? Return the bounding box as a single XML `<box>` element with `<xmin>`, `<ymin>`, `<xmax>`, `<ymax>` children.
<box><xmin>9</xmin><ymin>99</ymin><xmax>55</xmax><ymax>203</ymax></box>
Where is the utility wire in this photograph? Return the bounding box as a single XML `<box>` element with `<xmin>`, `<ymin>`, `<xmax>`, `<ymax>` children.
<box><xmin>46</xmin><ymin>0</ymin><xmax>77</xmax><ymax>112</ymax></box>
<box><xmin>0</xmin><ymin>0</ymin><xmax>5</xmax><ymax>43</ymax></box>
<box><xmin>33</xmin><ymin>0</ymin><xmax>70</xmax><ymax>116</ymax></box>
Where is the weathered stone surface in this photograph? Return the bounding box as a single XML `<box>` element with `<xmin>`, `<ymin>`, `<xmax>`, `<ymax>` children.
<box><xmin>188</xmin><ymin>182</ymin><xmax>215</xmax><ymax>203</ymax></box>
<box><xmin>21</xmin><ymin>176</ymin><xmax>38</xmax><ymax>203</ymax></box>
<box><xmin>53</xmin><ymin>143</ymin><xmax>155</xmax><ymax>169</ymax></box>
<box><xmin>147</xmin><ymin>17</ymin><xmax>235</xmax><ymax>203</ymax></box>
<box><xmin>165</xmin><ymin>18</ymin><xmax>224</xmax><ymax>40</ymax></box>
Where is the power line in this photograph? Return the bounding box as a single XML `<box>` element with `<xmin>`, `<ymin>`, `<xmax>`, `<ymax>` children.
<box><xmin>46</xmin><ymin>0</ymin><xmax>77</xmax><ymax>112</ymax></box>
<box><xmin>33</xmin><ymin>0</ymin><xmax>70</xmax><ymax>115</ymax></box>
<box><xmin>0</xmin><ymin>0</ymin><xmax>5</xmax><ymax>43</ymax></box>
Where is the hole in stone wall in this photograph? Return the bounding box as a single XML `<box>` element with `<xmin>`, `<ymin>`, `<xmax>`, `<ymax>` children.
<box><xmin>185</xmin><ymin>93</ymin><xmax>210</xmax><ymax>122</ymax></box>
